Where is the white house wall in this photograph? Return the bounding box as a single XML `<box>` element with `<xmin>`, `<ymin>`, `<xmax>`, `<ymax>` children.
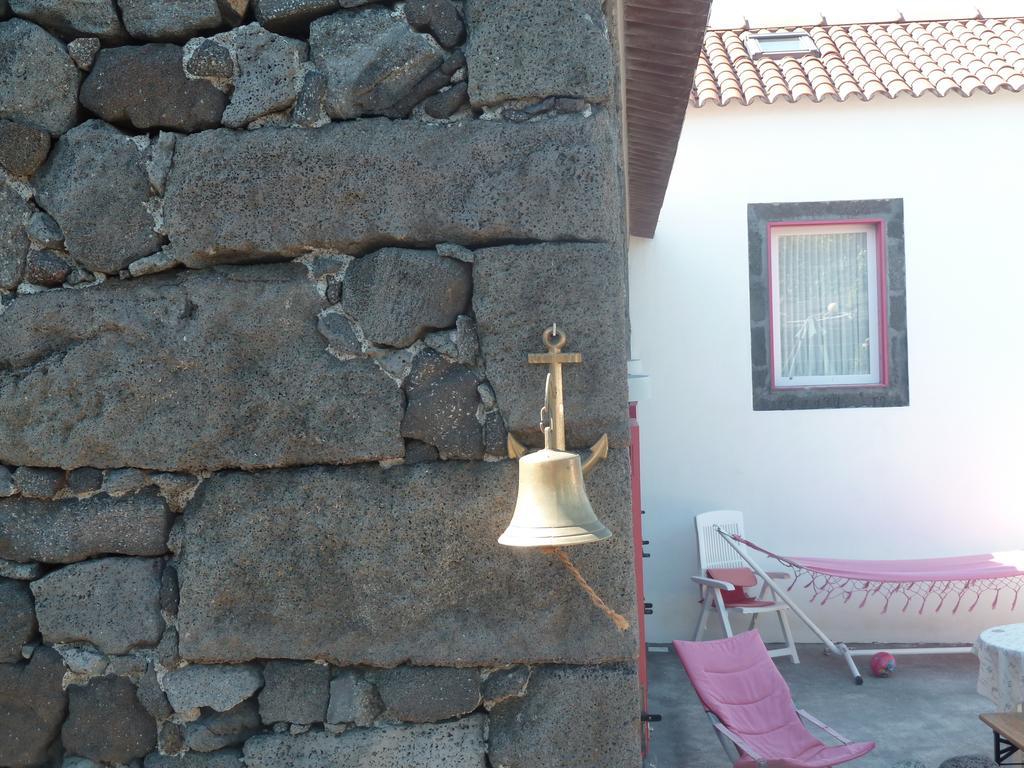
<box><xmin>629</xmin><ymin>90</ymin><xmax>1024</xmax><ymax>644</ymax></box>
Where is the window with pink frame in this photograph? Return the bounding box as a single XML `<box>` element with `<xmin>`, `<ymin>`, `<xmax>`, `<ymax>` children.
<box><xmin>747</xmin><ymin>199</ymin><xmax>908</xmax><ymax>411</ymax></box>
<box><xmin>768</xmin><ymin>220</ymin><xmax>887</xmax><ymax>390</ymax></box>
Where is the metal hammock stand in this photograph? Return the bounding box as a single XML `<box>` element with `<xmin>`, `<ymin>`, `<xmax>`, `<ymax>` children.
<box><xmin>715</xmin><ymin>527</ymin><xmax>1024</xmax><ymax>684</ymax></box>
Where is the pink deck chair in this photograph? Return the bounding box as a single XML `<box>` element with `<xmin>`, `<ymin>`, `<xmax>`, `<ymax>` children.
<box><xmin>674</xmin><ymin>631</ymin><xmax>875</xmax><ymax>768</ymax></box>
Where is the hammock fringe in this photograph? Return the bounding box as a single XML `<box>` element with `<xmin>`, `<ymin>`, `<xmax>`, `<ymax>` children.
<box><xmin>731</xmin><ymin>534</ymin><xmax>1024</xmax><ymax>614</ymax></box>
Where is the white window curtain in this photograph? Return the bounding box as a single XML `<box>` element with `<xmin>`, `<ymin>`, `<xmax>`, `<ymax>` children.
<box><xmin>771</xmin><ymin>225</ymin><xmax>880</xmax><ymax>386</ymax></box>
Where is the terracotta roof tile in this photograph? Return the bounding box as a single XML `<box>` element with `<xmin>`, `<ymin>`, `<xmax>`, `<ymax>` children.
<box><xmin>691</xmin><ymin>16</ymin><xmax>1024</xmax><ymax>107</ymax></box>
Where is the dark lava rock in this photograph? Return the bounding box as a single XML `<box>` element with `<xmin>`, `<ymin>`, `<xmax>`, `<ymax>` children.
<box><xmin>0</xmin><ymin>119</ymin><xmax>50</xmax><ymax>176</ymax></box>
<box><xmin>555</xmin><ymin>96</ymin><xmax>588</xmax><ymax>112</ymax></box>
<box><xmin>291</xmin><ymin>69</ymin><xmax>328</xmax><ymax>127</ymax></box>
<box><xmin>25</xmin><ymin>211</ymin><xmax>63</xmax><ymax>248</ymax></box>
<box><xmin>119</xmin><ymin>0</ymin><xmax>223</xmax><ymax>42</ymax></box>
<box><xmin>0</xmin><ymin>558</ymin><xmax>44</xmax><ymax>580</ymax></box>
<box><xmin>0</xmin><ymin>264</ymin><xmax>404</xmax><ymax>471</ymax></box>
<box><xmin>259</xmin><ymin>661</ymin><xmax>330</xmax><ymax>725</ymax></box>
<box><xmin>0</xmin><ymin>646</ymin><xmax>67</xmax><ymax>767</ymax></box>
<box><xmin>502</xmin><ymin>96</ymin><xmax>560</xmax><ymax>122</ymax></box>
<box><xmin>31</xmin><ymin>556</ymin><xmax>164</xmax><ymax>654</ymax></box>
<box><xmin>158</xmin><ymin>721</ymin><xmax>187</xmax><ymax>755</ymax></box>
<box><xmin>0</xmin><ymin>561</ymin><xmax>43</xmax><ymax>581</ymax></box>
<box><xmin>440</xmin><ymin>48</ymin><xmax>465</xmax><ymax>75</ymax></box>
<box><xmin>145</xmin><ymin>748</ymin><xmax>245</xmax><ymax>768</ymax></box>
<box><xmin>482</xmin><ymin>408</ymin><xmax>507</xmax><ymax>456</ymax></box>
<box><xmin>23</xmin><ymin>249</ymin><xmax>69</xmax><ymax>286</ymax></box>
<box><xmin>464</xmin><ymin>0</ymin><xmax>613</xmax><ymax>107</ymax></box>
<box><xmin>482</xmin><ymin>665</ymin><xmax>530</xmax><ymax>709</ymax></box>
<box><xmin>9</xmin><ymin>0</ymin><xmax>126</xmax><ymax>42</ymax></box>
<box><xmin>102</xmin><ymin>467</ymin><xmax>148</xmax><ymax>496</ymax></box>
<box><xmin>67</xmin><ymin>36</ymin><xmax>101</xmax><ymax>70</ymax></box>
<box><xmin>423</xmin><ymin>81</ymin><xmax>468</xmax><ymax>118</ymax></box>
<box><xmin>175</xmin><ymin>455</ymin><xmax>635</xmax><ymax>666</ymax></box>
<box><xmin>243</xmin><ymin>717</ymin><xmax>486</xmax><ymax>767</ymax></box>
<box><xmin>156</xmin><ymin>626</ymin><xmax>180</xmax><ymax>669</ymax></box>
<box><xmin>489</xmin><ymin>664</ymin><xmax>640</xmax><ymax>768</ymax></box>
<box><xmin>81</xmin><ymin>45</ymin><xmax>227</xmax><ymax>132</ymax></box>
<box><xmin>160</xmin><ymin>564</ymin><xmax>179</xmax><ymax>615</ymax></box>
<box><xmin>12</xmin><ymin>466</ymin><xmax>65</xmax><ymax>498</ymax></box>
<box><xmin>401</xmin><ymin>350</ymin><xmax>483</xmax><ymax>459</ymax></box>
<box><xmin>0</xmin><ymin>489</ymin><xmax>173</xmax><ymax>563</ymax></box>
<box><xmin>374</xmin><ymin>666</ymin><xmax>480</xmax><ymax>723</ymax></box>
<box><xmin>33</xmin><ymin>120</ymin><xmax>163</xmax><ymax>274</ymax></box>
<box><xmin>423</xmin><ymin>313</ymin><xmax>479</xmax><ymax>365</ymax></box>
<box><xmin>137</xmin><ymin>666</ymin><xmax>174</xmax><ymax>721</ymax></box>
<box><xmin>186</xmin><ymin>700</ymin><xmax>261</xmax><ymax>752</ymax></box>
<box><xmin>405</xmin><ymin>0</ymin><xmax>464</xmax><ymax>49</ymax></box>
<box><xmin>146</xmin><ymin>131</ymin><xmax>180</xmax><ymax>195</ymax></box>
<box><xmin>473</xmin><ymin>243</ymin><xmax>630</xmax><ymax>449</ymax></box>
<box><xmin>161</xmin><ymin>112</ymin><xmax>620</xmax><ymax>268</ymax></box>
<box><xmin>0</xmin><ymin>179</ymin><xmax>30</xmax><ymax>289</ymax></box>
<box><xmin>63</xmin><ymin>676</ymin><xmax>157</xmax><ymax>763</ymax></box>
<box><xmin>0</xmin><ymin>19</ymin><xmax>80</xmax><ymax>137</ymax></box>
<box><xmin>938</xmin><ymin>757</ymin><xmax>999</xmax><ymax>768</ymax></box>
<box><xmin>402</xmin><ymin>440</ymin><xmax>438</xmax><ymax>464</ymax></box>
<box><xmin>342</xmin><ymin>248</ymin><xmax>471</xmax><ymax>348</ymax></box>
<box><xmin>67</xmin><ymin>466</ymin><xmax>103</xmax><ymax>494</ymax></box>
<box><xmin>162</xmin><ymin>663</ymin><xmax>263</xmax><ymax>713</ymax></box>
<box><xmin>326</xmin><ymin>670</ymin><xmax>381</xmax><ymax>726</ymax></box>
<box><xmin>220</xmin><ymin>24</ymin><xmax>308</xmax><ymax>128</ymax></box>
<box><xmin>253</xmin><ymin>0</ymin><xmax>338</xmax><ymax>33</ymax></box>
<box><xmin>316</xmin><ymin>310</ymin><xmax>361</xmax><ymax>356</ymax></box>
<box><xmin>184</xmin><ymin>39</ymin><xmax>234</xmax><ymax>79</ymax></box>
<box><xmin>216</xmin><ymin>0</ymin><xmax>249</xmax><ymax>25</ymax></box>
<box><xmin>377</xmin><ymin>56</ymin><xmax>454</xmax><ymax>119</ymax></box>
<box><xmin>310</xmin><ymin>6</ymin><xmax>443</xmax><ymax>119</ymax></box>
<box><xmin>0</xmin><ymin>578</ymin><xmax>36</xmax><ymax>662</ymax></box>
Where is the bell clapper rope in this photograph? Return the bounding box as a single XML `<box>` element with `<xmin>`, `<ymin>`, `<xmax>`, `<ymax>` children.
<box><xmin>543</xmin><ymin>545</ymin><xmax>631</xmax><ymax>632</ymax></box>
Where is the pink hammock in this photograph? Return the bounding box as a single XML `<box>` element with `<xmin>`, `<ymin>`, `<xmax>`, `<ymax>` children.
<box><xmin>733</xmin><ymin>534</ymin><xmax>1024</xmax><ymax>614</ymax></box>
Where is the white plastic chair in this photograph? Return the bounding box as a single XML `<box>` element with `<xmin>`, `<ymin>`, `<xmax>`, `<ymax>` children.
<box><xmin>691</xmin><ymin>510</ymin><xmax>800</xmax><ymax>663</ymax></box>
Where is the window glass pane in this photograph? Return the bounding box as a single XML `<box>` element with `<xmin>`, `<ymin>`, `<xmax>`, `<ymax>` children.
<box><xmin>776</xmin><ymin>231</ymin><xmax>872</xmax><ymax>379</ymax></box>
<box><xmin>754</xmin><ymin>35</ymin><xmax>810</xmax><ymax>53</ymax></box>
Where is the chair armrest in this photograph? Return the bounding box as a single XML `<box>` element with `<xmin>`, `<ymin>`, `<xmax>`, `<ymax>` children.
<box><xmin>711</xmin><ymin>721</ymin><xmax>766</xmax><ymax>762</ymax></box>
<box><xmin>765</xmin><ymin>571</ymin><xmax>791</xmax><ymax>580</ymax></box>
<box><xmin>692</xmin><ymin>576</ymin><xmax>734</xmax><ymax>591</ymax></box>
<box><xmin>797</xmin><ymin>709</ymin><xmax>851</xmax><ymax>744</ymax></box>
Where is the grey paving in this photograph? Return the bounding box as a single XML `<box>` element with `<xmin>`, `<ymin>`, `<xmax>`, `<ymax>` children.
<box><xmin>644</xmin><ymin>643</ymin><xmax>1002</xmax><ymax>768</ymax></box>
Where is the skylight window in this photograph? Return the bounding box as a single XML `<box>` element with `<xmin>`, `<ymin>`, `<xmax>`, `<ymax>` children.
<box><xmin>745</xmin><ymin>32</ymin><xmax>818</xmax><ymax>59</ymax></box>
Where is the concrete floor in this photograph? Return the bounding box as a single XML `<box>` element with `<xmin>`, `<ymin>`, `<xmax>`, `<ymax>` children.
<box><xmin>644</xmin><ymin>643</ymin><xmax>1002</xmax><ymax>768</ymax></box>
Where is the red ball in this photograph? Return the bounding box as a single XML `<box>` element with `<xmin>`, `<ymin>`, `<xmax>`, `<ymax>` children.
<box><xmin>870</xmin><ymin>651</ymin><xmax>896</xmax><ymax>678</ymax></box>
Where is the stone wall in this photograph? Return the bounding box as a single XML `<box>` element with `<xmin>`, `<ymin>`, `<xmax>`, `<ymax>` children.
<box><xmin>0</xmin><ymin>0</ymin><xmax>636</xmax><ymax>766</ymax></box>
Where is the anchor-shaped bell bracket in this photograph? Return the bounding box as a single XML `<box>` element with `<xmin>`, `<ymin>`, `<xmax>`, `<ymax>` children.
<box><xmin>499</xmin><ymin>325</ymin><xmax>612</xmax><ymax>547</ymax></box>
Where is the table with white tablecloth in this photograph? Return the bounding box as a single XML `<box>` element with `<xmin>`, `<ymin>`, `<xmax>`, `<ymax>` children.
<box><xmin>975</xmin><ymin>624</ymin><xmax>1024</xmax><ymax>712</ymax></box>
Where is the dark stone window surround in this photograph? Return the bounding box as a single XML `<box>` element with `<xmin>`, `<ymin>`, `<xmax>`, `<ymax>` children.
<box><xmin>747</xmin><ymin>198</ymin><xmax>909</xmax><ymax>411</ymax></box>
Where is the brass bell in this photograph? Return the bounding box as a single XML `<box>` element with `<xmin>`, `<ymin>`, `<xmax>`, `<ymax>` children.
<box><xmin>499</xmin><ymin>425</ymin><xmax>612</xmax><ymax>547</ymax></box>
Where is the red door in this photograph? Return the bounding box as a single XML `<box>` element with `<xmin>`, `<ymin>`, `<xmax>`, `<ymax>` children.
<box><xmin>629</xmin><ymin>401</ymin><xmax>652</xmax><ymax>755</ymax></box>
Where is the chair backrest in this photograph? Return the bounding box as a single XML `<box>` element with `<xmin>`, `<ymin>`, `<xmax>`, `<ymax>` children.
<box><xmin>673</xmin><ymin>631</ymin><xmax>822</xmax><ymax>760</ymax></box>
<box><xmin>695</xmin><ymin>510</ymin><xmax>746</xmax><ymax>572</ymax></box>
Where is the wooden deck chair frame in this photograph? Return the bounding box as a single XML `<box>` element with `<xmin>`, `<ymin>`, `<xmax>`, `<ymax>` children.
<box><xmin>692</xmin><ymin>511</ymin><xmax>800</xmax><ymax>664</ymax></box>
